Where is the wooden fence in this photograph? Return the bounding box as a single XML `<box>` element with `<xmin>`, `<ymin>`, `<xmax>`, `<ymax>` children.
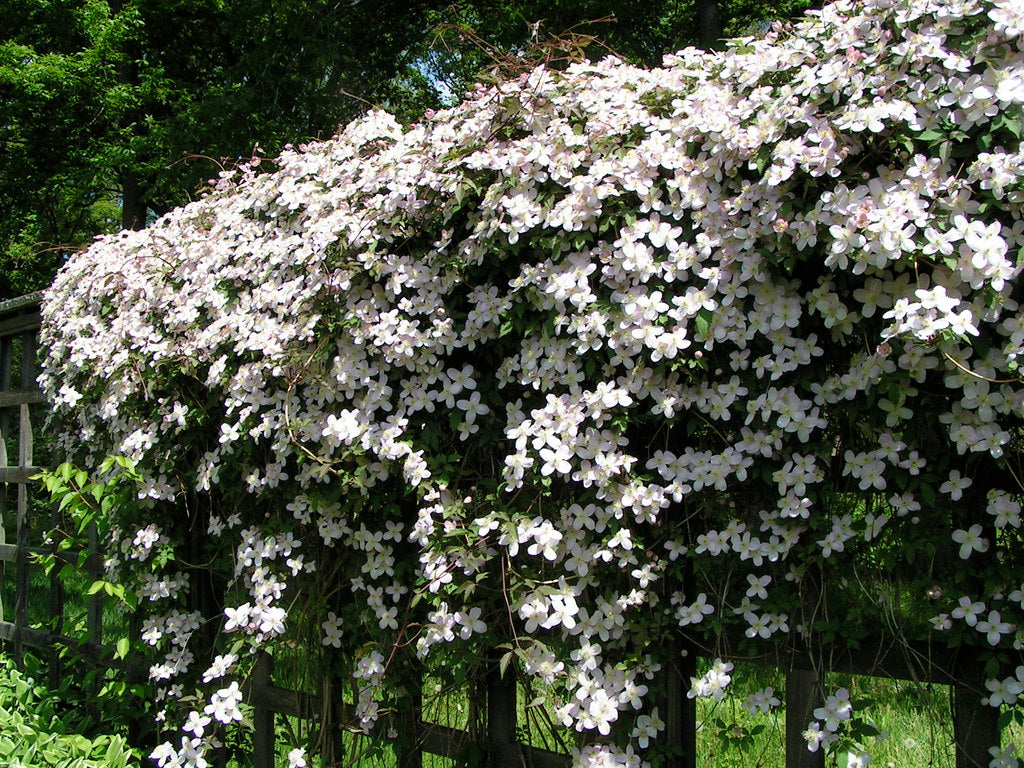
<box><xmin>0</xmin><ymin>292</ymin><xmax>1013</xmax><ymax>768</ymax></box>
<box><xmin>0</xmin><ymin>293</ymin><xmax>120</xmax><ymax>688</ymax></box>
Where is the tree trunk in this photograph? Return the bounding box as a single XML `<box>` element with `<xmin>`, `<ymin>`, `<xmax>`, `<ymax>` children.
<box><xmin>110</xmin><ymin>0</ymin><xmax>147</xmax><ymax>231</ymax></box>
<box><xmin>696</xmin><ymin>0</ymin><xmax>723</xmax><ymax>49</ymax></box>
<box><xmin>120</xmin><ymin>171</ymin><xmax>147</xmax><ymax>230</ymax></box>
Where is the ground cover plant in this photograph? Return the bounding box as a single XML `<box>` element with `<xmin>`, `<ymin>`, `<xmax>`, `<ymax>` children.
<box><xmin>0</xmin><ymin>651</ymin><xmax>136</xmax><ymax>768</ymax></box>
<box><xmin>33</xmin><ymin>0</ymin><xmax>1024</xmax><ymax>765</ymax></box>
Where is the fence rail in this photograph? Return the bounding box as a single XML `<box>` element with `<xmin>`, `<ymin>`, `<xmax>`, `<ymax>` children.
<box><xmin>0</xmin><ymin>292</ymin><xmax>1012</xmax><ymax>768</ymax></box>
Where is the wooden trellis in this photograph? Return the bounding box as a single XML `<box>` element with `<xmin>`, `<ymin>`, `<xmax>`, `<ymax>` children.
<box><xmin>0</xmin><ymin>293</ymin><xmax>1010</xmax><ymax>768</ymax></box>
<box><xmin>0</xmin><ymin>292</ymin><xmax>47</xmax><ymax>664</ymax></box>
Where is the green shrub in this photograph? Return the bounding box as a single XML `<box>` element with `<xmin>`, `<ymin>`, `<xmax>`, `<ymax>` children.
<box><xmin>0</xmin><ymin>654</ymin><xmax>137</xmax><ymax>768</ymax></box>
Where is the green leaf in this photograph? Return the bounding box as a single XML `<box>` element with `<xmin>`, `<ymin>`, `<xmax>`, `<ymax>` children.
<box><xmin>498</xmin><ymin>650</ymin><xmax>514</xmax><ymax>679</ymax></box>
<box><xmin>106</xmin><ymin>739</ymin><xmax>129</xmax><ymax>768</ymax></box>
<box><xmin>694</xmin><ymin>308</ymin><xmax>711</xmax><ymax>339</ymax></box>
<box><xmin>89</xmin><ymin>482</ymin><xmax>106</xmax><ymax>502</ymax></box>
<box><xmin>114</xmin><ymin>638</ymin><xmax>129</xmax><ymax>660</ymax></box>
<box><xmin>919</xmin><ymin>481</ymin><xmax>937</xmax><ymax>507</ymax></box>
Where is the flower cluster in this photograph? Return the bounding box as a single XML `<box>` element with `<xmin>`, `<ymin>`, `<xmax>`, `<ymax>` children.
<box><xmin>687</xmin><ymin>659</ymin><xmax>734</xmax><ymax>702</ymax></box>
<box><xmin>804</xmin><ymin>687</ymin><xmax>852</xmax><ymax>753</ymax></box>
<box><xmin>38</xmin><ymin>0</ymin><xmax>1024</xmax><ymax>765</ymax></box>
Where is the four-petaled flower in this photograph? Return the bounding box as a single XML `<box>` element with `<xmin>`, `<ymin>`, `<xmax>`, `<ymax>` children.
<box><xmin>952</xmin><ymin>524</ymin><xmax>989</xmax><ymax>560</ymax></box>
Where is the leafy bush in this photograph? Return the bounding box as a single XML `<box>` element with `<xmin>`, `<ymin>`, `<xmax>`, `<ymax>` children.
<box><xmin>0</xmin><ymin>654</ymin><xmax>137</xmax><ymax>768</ymax></box>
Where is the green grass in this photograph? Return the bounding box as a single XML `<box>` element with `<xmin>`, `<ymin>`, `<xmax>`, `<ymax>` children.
<box><xmin>695</xmin><ymin>666</ymin><xmax>1024</xmax><ymax>768</ymax></box>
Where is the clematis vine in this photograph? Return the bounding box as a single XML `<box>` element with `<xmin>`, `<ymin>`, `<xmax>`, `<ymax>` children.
<box><xmin>37</xmin><ymin>0</ymin><xmax>1024</xmax><ymax>765</ymax></box>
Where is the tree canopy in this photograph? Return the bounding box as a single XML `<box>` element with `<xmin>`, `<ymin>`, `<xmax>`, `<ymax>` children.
<box><xmin>0</xmin><ymin>0</ymin><xmax>814</xmax><ymax>300</ymax></box>
<box><xmin>0</xmin><ymin>0</ymin><xmax>439</xmax><ymax>298</ymax></box>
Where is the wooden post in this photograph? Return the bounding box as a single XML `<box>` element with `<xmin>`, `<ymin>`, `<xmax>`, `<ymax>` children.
<box><xmin>953</xmin><ymin>669</ymin><xmax>1000</xmax><ymax>768</ymax></box>
<box><xmin>0</xmin><ymin>334</ymin><xmax>9</xmax><ymax>626</ymax></box>
<box><xmin>12</xmin><ymin>391</ymin><xmax>33</xmax><ymax>665</ymax></box>
<box><xmin>396</xmin><ymin>659</ymin><xmax>423</xmax><ymax>768</ymax></box>
<box><xmin>19</xmin><ymin>331</ymin><xmax>36</xmax><ymax>673</ymax></box>
<box><xmin>785</xmin><ymin>667</ymin><xmax>824</xmax><ymax>768</ymax></box>
<box><xmin>660</xmin><ymin>643</ymin><xmax>697</xmax><ymax>768</ymax></box>
<box><xmin>487</xmin><ymin>656</ymin><xmax>517</xmax><ymax>767</ymax></box>
<box><xmin>86</xmin><ymin>523</ymin><xmax>103</xmax><ymax>645</ymax></box>
<box><xmin>252</xmin><ymin>652</ymin><xmax>276</xmax><ymax>768</ymax></box>
<box><xmin>47</xmin><ymin>499</ymin><xmax>64</xmax><ymax>689</ymax></box>
<box><xmin>318</xmin><ymin>648</ymin><xmax>339</xmax><ymax>767</ymax></box>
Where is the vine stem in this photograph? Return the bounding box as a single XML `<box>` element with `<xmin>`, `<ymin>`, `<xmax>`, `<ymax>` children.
<box><xmin>500</xmin><ymin>552</ymin><xmax>524</xmax><ymax>650</ymax></box>
<box><xmin>942</xmin><ymin>348</ymin><xmax>1022</xmax><ymax>384</ymax></box>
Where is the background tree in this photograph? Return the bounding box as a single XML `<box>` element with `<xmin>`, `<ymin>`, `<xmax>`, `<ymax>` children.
<box><xmin>0</xmin><ymin>0</ymin><xmax>815</xmax><ymax>300</ymax></box>
<box><xmin>417</xmin><ymin>0</ymin><xmax>816</xmax><ymax>96</ymax></box>
<box><xmin>0</xmin><ymin>0</ymin><xmax>442</xmax><ymax>299</ymax></box>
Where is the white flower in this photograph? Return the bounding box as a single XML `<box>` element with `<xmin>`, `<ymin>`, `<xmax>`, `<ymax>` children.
<box><xmin>222</xmin><ymin>604</ymin><xmax>252</xmax><ymax>632</ymax></box>
<box><xmin>743</xmin><ymin>686</ymin><xmax>781</xmax><ymax>715</ymax></box>
<box><xmin>985</xmin><ymin>675</ymin><xmax>1024</xmax><ymax>708</ymax></box>
<box><xmin>202</xmin><ymin>653</ymin><xmax>238</xmax><ymax>682</ymax></box>
<box><xmin>258</xmin><ymin>605</ymin><xmax>287</xmax><ymax>636</ymax></box>
<box><xmin>990</xmin><ymin>744</ymin><xmax>1020</xmax><ymax>768</ymax></box>
<box><xmin>204</xmin><ymin>681</ymin><xmax>243</xmax><ymax>724</ymax></box>
<box><xmin>940</xmin><ymin>470</ymin><xmax>972</xmax><ymax>501</ymax></box>
<box><xmin>803</xmin><ymin>722</ymin><xmax>835</xmax><ymax>753</ymax></box>
<box><xmin>952</xmin><ymin>596</ymin><xmax>986</xmax><ymax>627</ymax></box>
<box><xmin>676</xmin><ymin>593</ymin><xmax>715</xmax><ymax>626</ymax></box>
<box><xmin>455</xmin><ymin>606</ymin><xmax>487</xmax><ymax>638</ymax></box>
<box><xmin>58</xmin><ymin>384</ymin><xmax>84</xmax><ymax>407</ymax></box>
<box><xmin>813</xmin><ymin>688</ymin><xmax>852</xmax><ymax>732</ymax></box>
<box><xmin>586</xmin><ymin>689</ymin><xmax>620</xmax><ymax>735</ymax></box>
<box><xmin>182</xmin><ymin>710</ymin><xmax>211</xmax><ymax>737</ymax></box>
<box><xmin>687</xmin><ymin>659</ymin><xmax>733</xmax><ymax>701</ymax></box>
<box><xmin>976</xmin><ymin>611</ymin><xmax>1014</xmax><ymax>646</ymax></box>
<box><xmin>952</xmin><ymin>524</ymin><xmax>988</xmax><ymax>560</ymax></box>
<box><xmin>321</xmin><ymin>612</ymin><xmax>343</xmax><ymax>647</ymax></box>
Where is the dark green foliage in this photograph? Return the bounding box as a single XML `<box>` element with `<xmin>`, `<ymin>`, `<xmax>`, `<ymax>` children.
<box><xmin>0</xmin><ymin>0</ymin><xmax>816</xmax><ymax>300</ymax></box>
<box><xmin>0</xmin><ymin>0</ymin><xmax>442</xmax><ymax>299</ymax></box>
